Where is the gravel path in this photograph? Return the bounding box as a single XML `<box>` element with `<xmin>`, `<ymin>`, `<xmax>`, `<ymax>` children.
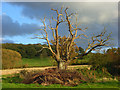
<box><xmin>1</xmin><ymin>65</ymin><xmax>90</xmax><ymax>75</ymax></box>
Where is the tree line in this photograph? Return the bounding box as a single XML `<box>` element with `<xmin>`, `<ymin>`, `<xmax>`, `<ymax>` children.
<box><xmin>2</xmin><ymin>43</ymin><xmax>85</xmax><ymax>59</ymax></box>
<box><xmin>2</xmin><ymin>43</ymin><xmax>50</xmax><ymax>58</ymax></box>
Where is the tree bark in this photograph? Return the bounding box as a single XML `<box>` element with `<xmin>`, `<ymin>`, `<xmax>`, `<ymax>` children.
<box><xmin>57</xmin><ymin>61</ymin><xmax>67</xmax><ymax>70</ymax></box>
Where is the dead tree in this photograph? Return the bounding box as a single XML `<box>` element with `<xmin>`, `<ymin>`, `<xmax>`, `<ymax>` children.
<box><xmin>35</xmin><ymin>7</ymin><xmax>111</xmax><ymax>70</ymax></box>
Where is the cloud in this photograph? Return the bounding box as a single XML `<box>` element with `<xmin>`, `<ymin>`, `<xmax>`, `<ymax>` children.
<box><xmin>8</xmin><ymin>2</ymin><xmax>118</xmax><ymax>24</ymax></box>
<box><xmin>0</xmin><ymin>38</ymin><xmax>2</xmax><ymax>43</ymax></box>
<box><xmin>8</xmin><ymin>2</ymin><xmax>55</xmax><ymax>20</ymax></box>
<box><xmin>2</xmin><ymin>39</ymin><xmax>14</xmax><ymax>43</ymax></box>
<box><xmin>4</xmin><ymin>2</ymin><xmax>118</xmax><ymax>48</ymax></box>
<box><xmin>2</xmin><ymin>14</ymin><xmax>42</xmax><ymax>37</ymax></box>
<box><xmin>0</xmin><ymin>37</ymin><xmax>14</xmax><ymax>43</ymax></box>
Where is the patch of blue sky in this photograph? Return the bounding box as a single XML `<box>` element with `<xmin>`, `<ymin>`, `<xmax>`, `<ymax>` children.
<box><xmin>91</xmin><ymin>46</ymin><xmax>119</xmax><ymax>53</ymax></box>
<box><xmin>2</xmin><ymin>2</ymin><xmax>41</xmax><ymax>25</ymax></box>
<box><xmin>4</xmin><ymin>34</ymin><xmax>46</xmax><ymax>44</ymax></box>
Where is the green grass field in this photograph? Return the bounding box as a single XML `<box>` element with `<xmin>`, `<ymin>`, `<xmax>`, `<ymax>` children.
<box><xmin>2</xmin><ymin>74</ymin><xmax>119</xmax><ymax>88</ymax></box>
<box><xmin>20</xmin><ymin>57</ymin><xmax>55</xmax><ymax>68</ymax></box>
<box><xmin>2</xmin><ymin>82</ymin><xmax>119</xmax><ymax>88</ymax></box>
<box><xmin>15</xmin><ymin>58</ymin><xmax>88</xmax><ymax>68</ymax></box>
<box><xmin>21</xmin><ymin>58</ymin><xmax>89</xmax><ymax>68</ymax></box>
<box><xmin>22</xmin><ymin>58</ymin><xmax>53</xmax><ymax>67</ymax></box>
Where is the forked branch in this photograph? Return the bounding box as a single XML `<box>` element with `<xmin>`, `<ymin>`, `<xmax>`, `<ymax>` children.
<box><xmin>83</xmin><ymin>30</ymin><xmax>111</xmax><ymax>56</ymax></box>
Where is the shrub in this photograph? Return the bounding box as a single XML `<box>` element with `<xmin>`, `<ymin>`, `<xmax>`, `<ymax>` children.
<box><xmin>105</xmin><ymin>48</ymin><xmax>120</xmax><ymax>76</ymax></box>
<box><xmin>49</xmin><ymin>57</ymin><xmax>57</xmax><ymax>66</ymax></box>
<box><xmin>89</xmin><ymin>53</ymin><xmax>108</xmax><ymax>70</ymax></box>
<box><xmin>2</xmin><ymin>49</ymin><xmax>22</xmax><ymax>69</ymax></box>
<box><xmin>89</xmin><ymin>48</ymin><xmax>120</xmax><ymax>76</ymax></box>
<box><xmin>71</xmin><ymin>59</ymin><xmax>89</xmax><ymax>65</ymax></box>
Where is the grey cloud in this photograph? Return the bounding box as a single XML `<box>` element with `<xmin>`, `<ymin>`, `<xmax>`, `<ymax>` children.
<box><xmin>8</xmin><ymin>2</ymin><xmax>58</xmax><ymax>20</ymax></box>
<box><xmin>2</xmin><ymin>14</ymin><xmax>41</xmax><ymax>37</ymax></box>
<box><xmin>8</xmin><ymin>2</ymin><xmax>118</xmax><ymax>24</ymax></box>
<box><xmin>6</xmin><ymin>2</ymin><xmax>118</xmax><ymax>48</ymax></box>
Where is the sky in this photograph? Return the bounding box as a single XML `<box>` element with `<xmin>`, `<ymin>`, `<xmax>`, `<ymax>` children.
<box><xmin>1</xmin><ymin>2</ymin><xmax>119</xmax><ymax>50</ymax></box>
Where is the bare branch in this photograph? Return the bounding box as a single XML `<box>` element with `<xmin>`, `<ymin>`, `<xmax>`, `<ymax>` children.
<box><xmin>52</xmin><ymin>16</ymin><xmax>57</xmax><ymax>22</ymax></box>
<box><xmin>65</xmin><ymin>8</ymin><xmax>73</xmax><ymax>37</ymax></box>
<box><xmin>83</xmin><ymin>44</ymin><xmax>105</xmax><ymax>56</ymax></box>
<box><xmin>51</xmin><ymin>8</ymin><xmax>59</xmax><ymax>15</ymax></box>
<box><xmin>76</xmin><ymin>33</ymin><xmax>88</xmax><ymax>39</ymax></box>
<box><xmin>37</xmin><ymin>46</ymin><xmax>49</xmax><ymax>53</ymax></box>
<box><xmin>48</xmin><ymin>19</ymin><xmax>56</xmax><ymax>40</ymax></box>
<box><xmin>40</xmin><ymin>17</ymin><xmax>56</xmax><ymax>57</ymax></box>
<box><xmin>83</xmin><ymin>30</ymin><xmax>111</xmax><ymax>56</ymax></box>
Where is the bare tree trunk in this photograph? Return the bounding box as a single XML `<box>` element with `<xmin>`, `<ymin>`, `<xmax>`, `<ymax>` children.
<box><xmin>57</xmin><ymin>61</ymin><xmax>67</xmax><ymax>70</ymax></box>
